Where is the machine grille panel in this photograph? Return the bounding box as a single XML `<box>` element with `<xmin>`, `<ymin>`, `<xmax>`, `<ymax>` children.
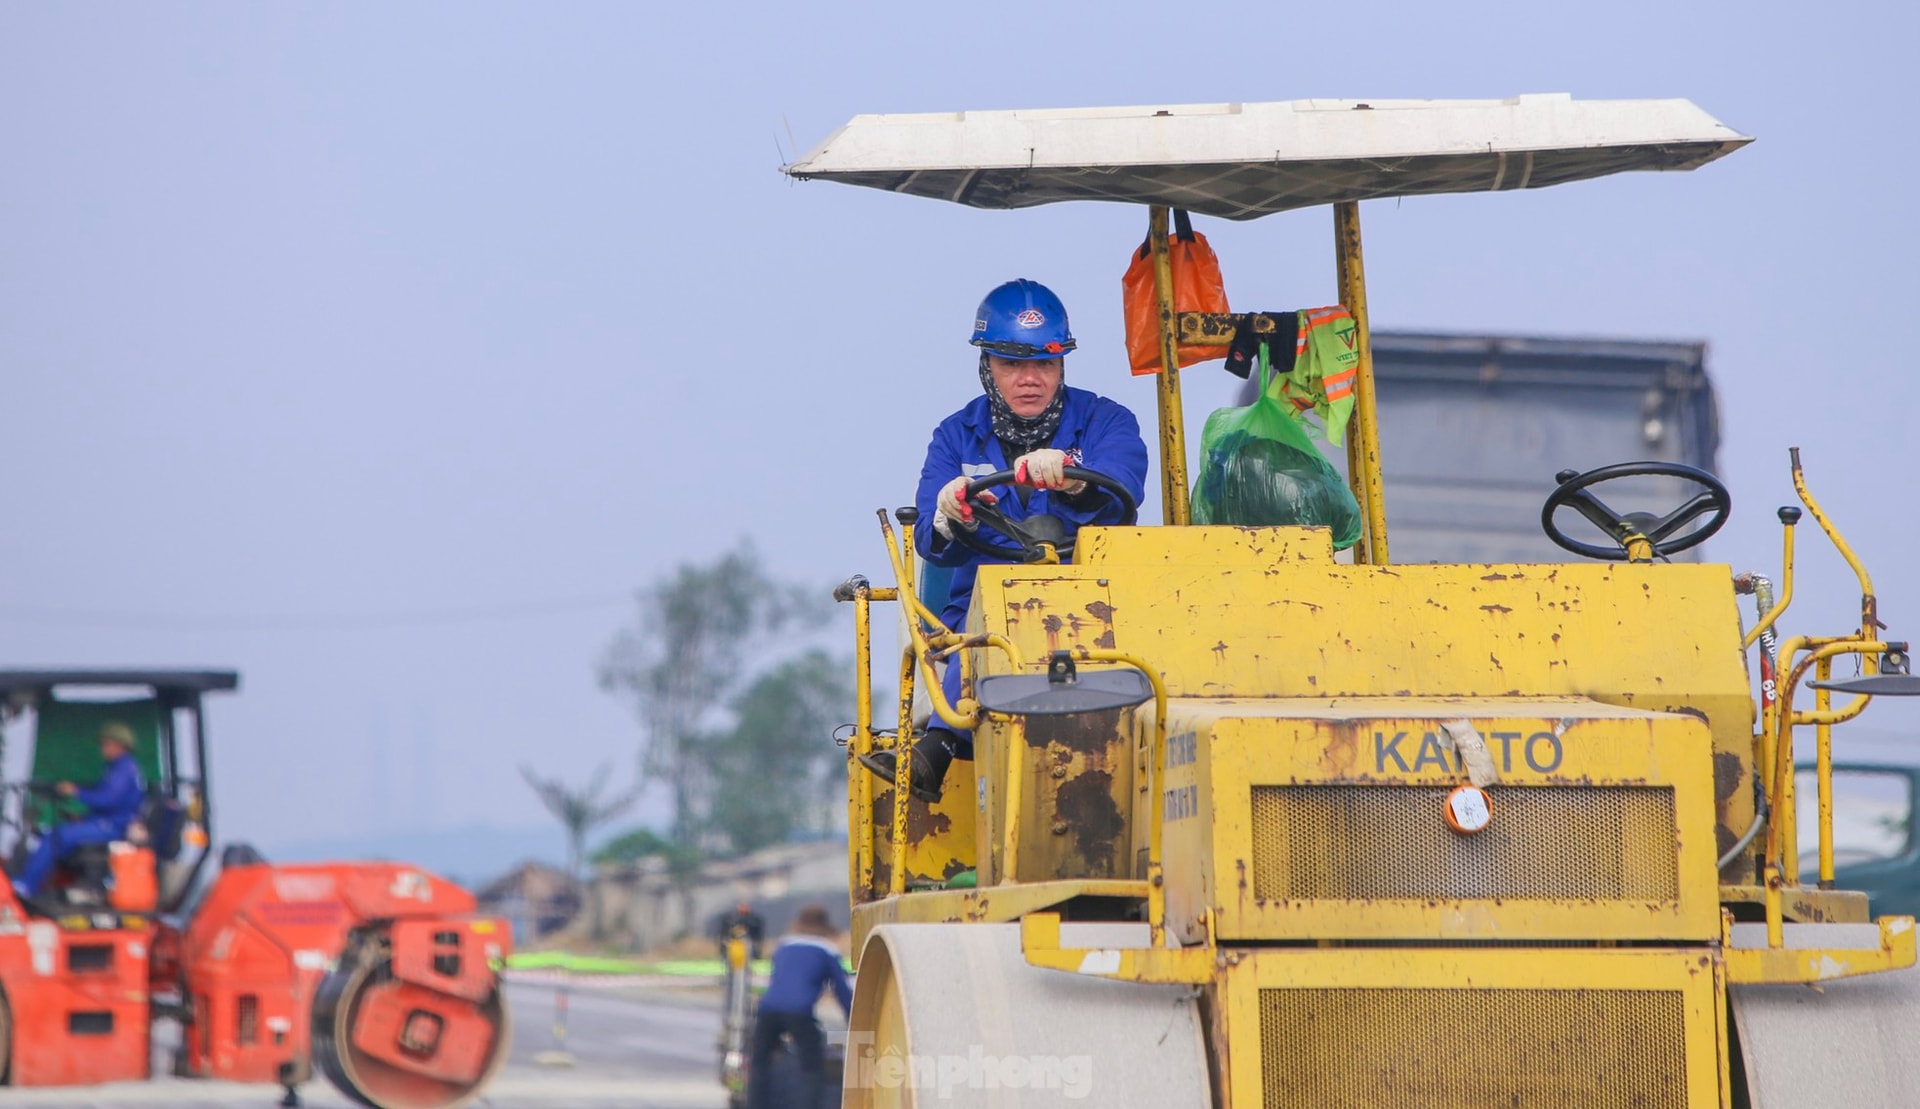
<box><xmin>1251</xmin><ymin>785</ymin><xmax>1678</xmax><ymax>901</ymax></box>
<box><xmin>1259</xmin><ymin>987</ymin><xmax>1688</xmax><ymax>1109</ymax></box>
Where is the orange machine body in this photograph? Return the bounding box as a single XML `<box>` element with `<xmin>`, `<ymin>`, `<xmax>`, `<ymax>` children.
<box><xmin>0</xmin><ymin>895</ymin><xmax>155</xmax><ymax>1087</ymax></box>
<box><xmin>0</xmin><ymin>861</ymin><xmax>508</xmax><ymax>1096</ymax></box>
<box><xmin>169</xmin><ymin>861</ymin><xmax>510</xmax><ymax>1090</ymax></box>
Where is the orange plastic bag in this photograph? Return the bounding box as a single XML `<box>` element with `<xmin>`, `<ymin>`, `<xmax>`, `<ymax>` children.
<box><xmin>1123</xmin><ymin>209</ymin><xmax>1230</xmax><ymax>375</ymax></box>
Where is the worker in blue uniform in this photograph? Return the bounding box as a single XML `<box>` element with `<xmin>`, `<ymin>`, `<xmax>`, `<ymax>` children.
<box><xmin>13</xmin><ymin>721</ymin><xmax>146</xmax><ymax>900</ymax></box>
<box><xmin>859</xmin><ymin>279</ymin><xmax>1148</xmax><ymax>803</ymax></box>
<box><xmin>749</xmin><ymin>904</ymin><xmax>852</xmax><ymax>1109</ymax></box>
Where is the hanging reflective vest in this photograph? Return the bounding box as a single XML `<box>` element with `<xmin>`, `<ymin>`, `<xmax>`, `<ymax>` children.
<box><xmin>1271</xmin><ymin>305</ymin><xmax>1360</xmax><ymax>445</ymax></box>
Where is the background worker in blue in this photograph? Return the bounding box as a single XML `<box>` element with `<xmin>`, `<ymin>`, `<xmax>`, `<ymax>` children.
<box><xmin>748</xmin><ymin>903</ymin><xmax>851</xmax><ymax>1109</ymax></box>
<box><xmin>859</xmin><ymin>279</ymin><xmax>1148</xmax><ymax>802</ymax></box>
<box><xmin>13</xmin><ymin>721</ymin><xmax>146</xmax><ymax>900</ymax></box>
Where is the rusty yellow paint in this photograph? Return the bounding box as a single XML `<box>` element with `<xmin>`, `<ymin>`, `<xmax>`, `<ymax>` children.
<box><xmin>1721</xmin><ymin>914</ymin><xmax>1917</xmax><ymax>985</ymax></box>
<box><xmin>1715</xmin><ymin>882</ymin><xmax>1869</xmax><ymax>924</ymax></box>
<box><xmin>1156</xmin><ymin>699</ymin><xmax>1722</xmax><ymax>943</ymax></box>
<box><xmin>849</xmin><ymin>879</ymin><xmax>1149</xmax><ymax>968</ymax></box>
<box><xmin>1741</xmin><ymin>513</ymin><xmax>1796</xmax><ymax>651</ymax></box>
<box><xmin>833</xmin><ymin>480</ymin><xmax>1909</xmax><ymax>1107</ymax></box>
<box><xmin>1816</xmin><ymin>655</ymin><xmax>1836</xmax><ymax>885</ymax></box>
<box><xmin>1019</xmin><ymin>911</ymin><xmax>1213</xmax><ymax>984</ymax></box>
<box><xmin>863</xmin><ymin>754</ymin><xmax>978</xmax><ymax>905</ymax></box>
<box><xmin>1147</xmin><ymin>206</ymin><xmax>1190</xmax><ymax>526</ymax></box>
<box><xmin>1791</xmin><ymin>446</ymin><xmax>1877</xmax><ymax>639</ymax></box>
<box><xmin>1213</xmin><ymin>945</ymin><xmax>1724</xmax><ymax>1109</ymax></box>
<box><xmin>849</xmin><ymin>588</ymin><xmax>874</xmax><ymax>898</ymax></box>
<box><xmin>1334</xmin><ymin>201</ymin><xmax>1387</xmax><ymax>564</ymax></box>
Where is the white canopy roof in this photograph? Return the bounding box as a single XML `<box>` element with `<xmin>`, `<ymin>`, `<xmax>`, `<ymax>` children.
<box><xmin>784</xmin><ymin>94</ymin><xmax>1750</xmax><ymax>220</ymax></box>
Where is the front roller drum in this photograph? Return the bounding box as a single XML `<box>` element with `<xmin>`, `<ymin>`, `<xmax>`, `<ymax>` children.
<box><xmin>1731</xmin><ymin>962</ymin><xmax>1920</xmax><ymax>1107</ymax></box>
<box><xmin>313</xmin><ymin>933</ymin><xmax>512</xmax><ymax>1109</ymax></box>
<box><xmin>848</xmin><ymin>922</ymin><xmax>1211</xmax><ymax>1108</ymax></box>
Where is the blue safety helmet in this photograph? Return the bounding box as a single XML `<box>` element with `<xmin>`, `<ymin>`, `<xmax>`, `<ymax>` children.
<box><xmin>969</xmin><ymin>279</ymin><xmax>1077</xmax><ymax>360</ymax></box>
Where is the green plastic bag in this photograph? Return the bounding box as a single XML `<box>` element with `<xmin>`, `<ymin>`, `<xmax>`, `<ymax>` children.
<box><xmin>1189</xmin><ymin>341</ymin><xmax>1363</xmax><ymax>549</ymax></box>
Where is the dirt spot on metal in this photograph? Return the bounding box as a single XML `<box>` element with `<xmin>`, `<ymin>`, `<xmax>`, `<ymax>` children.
<box><xmin>1054</xmin><ymin>769</ymin><xmax>1125</xmax><ymax>876</ymax></box>
<box><xmin>870</xmin><ymin>788</ymin><xmax>952</xmax><ymax>844</ymax></box>
<box><xmin>1713</xmin><ymin>751</ymin><xmax>1743</xmax><ymax>804</ymax></box>
<box><xmin>1025</xmin><ymin>709</ymin><xmax>1121</xmax><ymax>756</ymax></box>
<box><xmin>1085</xmin><ymin>600</ymin><xmax>1116</xmax><ymax>622</ymax></box>
<box><xmin>1481</xmin><ymin>604</ymin><xmax>1512</xmax><ymax>614</ymax></box>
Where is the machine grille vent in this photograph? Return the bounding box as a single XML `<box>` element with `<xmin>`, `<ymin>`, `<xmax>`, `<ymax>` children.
<box><xmin>1259</xmin><ymin>987</ymin><xmax>1688</xmax><ymax>1109</ymax></box>
<box><xmin>1251</xmin><ymin>785</ymin><xmax>1678</xmax><ymax>901</ymax></box>
<box><xmin>238</xmin><ymin>994</ymin><xmax>258</xmax><ymax>1047</ymax></box>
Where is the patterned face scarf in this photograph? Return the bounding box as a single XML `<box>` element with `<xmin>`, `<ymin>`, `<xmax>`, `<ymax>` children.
<box><xmin>978</xmin><ymin>353</ymin><xmax>1066</xmax><ymax>457</ymax></box>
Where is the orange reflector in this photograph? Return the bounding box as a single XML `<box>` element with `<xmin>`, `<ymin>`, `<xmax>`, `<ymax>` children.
<box><xmin>1443</xmin><ymin>784</ymin><xmax>1493</xmax><ymax>835</ymax></box>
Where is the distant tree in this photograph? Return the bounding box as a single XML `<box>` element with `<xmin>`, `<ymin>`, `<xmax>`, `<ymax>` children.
<box><xmin>590</xmin><ymin>825</ymin><xmax>705</xmax><ymax>876</ymax></box>
<box><xmin>591</xmin><ymin>826</ymin><xmax>675</xmax><ymax>865</ymax></box>
<box><xmin>700</xmin><ymin>647</ymin><xmax>852</xmax><ymax>854</ymax></box>
<box><xmin>597</xmin><ymin>542</ymin><xmax>828</xmax><ymax>851</ymax></box>
<box><xmin>518</xmin><ymin>762</ymin><xmax>641</xmax><ymax>892</ymax></box>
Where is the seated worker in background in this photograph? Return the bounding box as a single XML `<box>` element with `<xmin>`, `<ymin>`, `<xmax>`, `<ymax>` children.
<box><xmin>13</xmin><ymin>721</ymin><xmax>145</xmax><ymax>900</ymax></box>
<box><xmin>749</xmin><ymin>904</ymin><xmax>852</xmax><ymax>1109</ymax></box>
<box><xmin>859</xmin><ymin>278</ymin><xmax>1148</xmax><ymax>802</ymax></box>
<box><xmin>713</xmin><ymin>900</ymin><xmax>766</xmax><ymax>961</ymax></box>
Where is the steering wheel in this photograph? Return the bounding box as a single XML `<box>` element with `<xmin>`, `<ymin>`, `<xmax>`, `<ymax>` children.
<box><xmin>2</xmin><ymin>782</ymin><xmax>63</xmax><ymax>839</ymax></box>
<box><xmin>948</xmin><ymin>466</ymin><xmax>1139</xmax><ymax>564</ymax></box>
<box><xmin>1541</xmin><ymin>461</ymin><xmax>1731</xmax><ymax>561</ymax></box>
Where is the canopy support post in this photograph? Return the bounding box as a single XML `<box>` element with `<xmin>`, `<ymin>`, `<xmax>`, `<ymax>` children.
<box><xmin>1334</xmin><ymin>201</ymin><xmax>1388</xmax><ymax>564</ymax></box>
<box><xmin>1148</xmin><ymin>206</ymin><xmax>1190</xmax><ymax>526</ymax></box>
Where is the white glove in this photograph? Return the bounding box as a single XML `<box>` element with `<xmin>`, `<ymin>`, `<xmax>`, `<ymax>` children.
<box><xmin>933</xmin><ymin>475</ymin><xmax>994</xmax><ymax>538</ymax></box>
<box><xmin>1014</xmin><ymin>449</ymin><xmax>1086</xmax><ymax>494</ymax></box>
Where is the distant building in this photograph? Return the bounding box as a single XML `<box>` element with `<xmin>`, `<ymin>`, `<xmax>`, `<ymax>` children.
<box><xmin>588</xmin><ymin>839</ymin><xmax>849</xmax><ymax>952</ymax></box>
<box><xmin>1237</xmin><ymin>331</ymin><xmax>1721</xmax><ymax>564</ymax></box>
<box><xmin>473</xmin><ymin>860</ymin><xmax>580</xmax><ymax>945</ymax></box>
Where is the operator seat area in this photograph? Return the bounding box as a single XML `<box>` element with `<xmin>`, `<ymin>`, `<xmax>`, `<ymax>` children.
<box><xmin>7</xmin><ymin>695</ymin><xmax>193</xmax><ymax>914</ymax></box>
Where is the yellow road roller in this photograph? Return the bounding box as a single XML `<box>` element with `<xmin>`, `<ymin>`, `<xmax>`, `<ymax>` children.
<box><xmin>795</xmin><ymin>95</ymin><xmax>1920</xmax><ymax>1108</ymax></box>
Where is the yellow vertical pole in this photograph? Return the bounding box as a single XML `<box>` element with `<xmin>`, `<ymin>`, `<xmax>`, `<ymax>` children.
<box><xmin>890</xmin><ymin>650</ymin><xmax>916</xmax><ymax>897</ymax></box>
<box><xmin>1334</xmin><ymin>201</ymin><xmax>1389</xmax><ymax>564</ymax></box>
<box><xmin>1147</xmin><ymin>206</ymin><xmax>1190</xmax><ymax>525</ymax></box>
<box><xmin>1816</xmin><ymin>656</ymin><xmax>1835</xmax><ymax>887</ymax></box>
<box><xmin>1780</xmin><ymin>723</ymin><xmax>1799</xmax><ymax>886</ymax></box>
<box><xmin>850</xmin><ymin>591</ymin><xmax>874</xmax><ymax>900</ymax></box>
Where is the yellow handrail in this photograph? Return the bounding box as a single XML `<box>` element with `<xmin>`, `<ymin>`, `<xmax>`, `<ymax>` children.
<box><xmin>1763</xmin><ymin>638</ymin><xmax>1888</xmax><ymax>946</ymax></box>
<box><xmin>1791</xmin><ymin>447</ymin><xmax>1880</xmax><ymax>642</ymax></box>
<box><xmin>1815</xmin><ymin>655</ymin><xmax>1837</xmax><ymax>888</ymax></box>
<box><xmin>1742</xmin><ymin>510</ymin><xmax>1797</xmax><ymax>651</ymax></box>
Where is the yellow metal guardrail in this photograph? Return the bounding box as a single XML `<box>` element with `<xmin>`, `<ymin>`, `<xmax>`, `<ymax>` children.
<box><xmin>1740</xmin><ymin>448</ymin><xmax>1911</xmax><ymax>981</ymax></box>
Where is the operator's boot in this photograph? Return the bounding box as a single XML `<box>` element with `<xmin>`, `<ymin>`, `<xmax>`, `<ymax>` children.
<box><xmin>857</xmin><ymin>730</ymin><xmax>959</xmax><ymax>803</ymax></box>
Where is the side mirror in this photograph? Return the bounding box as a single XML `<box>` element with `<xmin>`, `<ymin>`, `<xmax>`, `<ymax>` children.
<box><xmin>1811</xmin><ymin>645</ymin><xmax>1919</xmax><ymax>697</ymax></box>
<box><xmin>976</xmin><ymin>651</ymin><xmax>1153</xmax><ymax>717</ymax></box>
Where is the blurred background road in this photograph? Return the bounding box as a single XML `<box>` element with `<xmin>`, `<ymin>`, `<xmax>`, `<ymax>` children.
<box><xmin>0</xmin><ymin>982</ymin><xmax>727</xmax><ymax>1109</ymax></box>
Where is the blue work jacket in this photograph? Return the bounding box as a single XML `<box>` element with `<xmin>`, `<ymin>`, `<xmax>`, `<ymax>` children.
<box><xmin>913</xmin><ymin>386</ymin><xmax>1149</xmax><ymax>631</ymax></box>
<box><xmin>76</xmin><ymin>753</ymin><xmax>146</xmax><ymax>836</ymax></box>
<box><xmin>757</xmin><ymin>935</ymin><xmax>853</xmax><ymax>1017</ymax></box>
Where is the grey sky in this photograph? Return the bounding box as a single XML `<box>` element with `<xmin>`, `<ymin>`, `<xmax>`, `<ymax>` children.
<box><xmin>2</xmin><ymin>2</ymin><xmax>1914</xmax><ymax>856</ymax></box>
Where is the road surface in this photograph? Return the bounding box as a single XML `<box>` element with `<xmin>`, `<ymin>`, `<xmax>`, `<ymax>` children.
<box><xmin>0</xmin><ymin>981</ymin><xmax>730</xmax><ymax>1108</ymax></box>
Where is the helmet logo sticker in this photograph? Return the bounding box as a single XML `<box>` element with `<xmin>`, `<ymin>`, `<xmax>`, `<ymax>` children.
<box><xmin>1015</xmin><ymin>309</ymin><xmax>1046</xmax><ymax>329</ymax></box>
<box><xmin>973</xmin><ymin>318</ymin><xmax>988</xmax><ymax>332</ymax></box>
